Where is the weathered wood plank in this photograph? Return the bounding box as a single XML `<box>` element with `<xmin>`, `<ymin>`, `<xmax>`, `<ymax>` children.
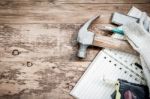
<box><xmin>0</xmin><ymin>0</ymin><xmax>150</xmax><ymax>99</ymax></box>
<box><xmin>59</xmin><ymin>0</ymin><xmax>150</xmax><ymax>4</ymax></box>
<box><xmin>0</xmin><ymin>24</ymin><xmax>107</xmax><ymax>62</ymax></box>
<box><xmin>0</xmin><ymin>61</ymin><xmax>90</xmax><ymax>99</ymax></box>
<box><xmin>0</xmin><ymin>3</ymin><xmax>150</xmax><ymax>23</ymax></box>
<box><xmin>0</xmin><ymin>0</ymin><xmax>150</xmax><ymax>4</ymax></box>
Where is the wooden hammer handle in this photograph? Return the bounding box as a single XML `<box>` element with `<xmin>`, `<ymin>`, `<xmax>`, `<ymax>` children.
<box><xmin>93</xmin><ymin>35</ymin><xmax>136</xmax><ymax>54</ymax></box>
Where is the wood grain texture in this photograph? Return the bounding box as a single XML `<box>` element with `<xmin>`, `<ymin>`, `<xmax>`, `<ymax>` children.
<box><xmin>0</xmin><ymin>0</ymin><xmax>150</xmax><ymax>99</ymax></box>
<box><xmin>0</xmin><ymin>0</ymin><xmax>150</xmax><ymax>4</ymax></box>
<box><xmin>0</xmin><ymin>61</ymin><xmax>90</xmax><ymax>99</ymax></box>
<box><xmin>93</xmin><ymin>34</ymin><xmax>135</xmax><ymax>54</ymax></box>
<box><xmin>0</xmin><ymin>1</ymin><xmax>150</xmax><ymax>23</ymax></box>
<box><xmin>0</xmin><ymin>24</ymin><xmax>102</xmax><ymax>62</ymax></box>
<box><xmin>0</xmin><ymin>23</ymin><xmax>106</xmax><ymax>99</ymax></box>
<box><xmin>58</xmin><ymin>0</ymin><xmax>150</xmax><ymax>4</ymax></box>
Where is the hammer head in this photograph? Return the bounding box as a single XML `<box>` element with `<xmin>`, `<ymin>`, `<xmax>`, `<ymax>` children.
<box><xmin>77</xmin><ymin>15</ymin><xmax>99</xmax><ymax>58</ymax></box>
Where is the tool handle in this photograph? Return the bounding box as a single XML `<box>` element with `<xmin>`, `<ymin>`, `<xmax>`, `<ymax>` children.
<box><xmin>93</xmin><ymin>35</ymin><xmax>137</xmax><ymax>54</ymax></box>
<box><xmin>115</xmin><ymin>81</ymin><xmax>121</xmax><ymax>99</ymax></box>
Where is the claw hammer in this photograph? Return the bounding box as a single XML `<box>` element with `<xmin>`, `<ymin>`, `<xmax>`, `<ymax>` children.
<box><xmin>77</xmin><ymin>15</ymin><xmax>135</xmax><ymax>58</ymax></box>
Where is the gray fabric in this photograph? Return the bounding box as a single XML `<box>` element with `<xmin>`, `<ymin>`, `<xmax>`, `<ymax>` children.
<box><xmin>123</xmin><ymin>12</ymin><xmax>150</xmax><ymax>96</ymax></box>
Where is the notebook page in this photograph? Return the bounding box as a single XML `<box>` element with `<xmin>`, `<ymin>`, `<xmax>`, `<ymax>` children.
<box><xmin>70</xmin><ymin>50</ymin><xmax>145</xmax><ymax>99</ymax></box>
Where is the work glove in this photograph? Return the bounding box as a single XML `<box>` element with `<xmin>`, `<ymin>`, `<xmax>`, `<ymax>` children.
<box><xmin>139</xmin><ymin>12</ymin><xmax>150</xmax><ymax>32</ymax></box>
<box><xmin>123</xmin><ymin>12</ymin><xmax>150</xmax><ymax>96</ymax></box>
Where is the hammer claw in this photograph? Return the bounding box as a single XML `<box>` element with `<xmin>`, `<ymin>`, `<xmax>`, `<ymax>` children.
<box><xmin>81</xmin><ymin>15</ymin><xmax>99</xmax><ymax>31</ymax></box>
<box><xmin>77</xmin><ymin>15</ymin><xmax>99</xmax><ymax>58</ymax></box>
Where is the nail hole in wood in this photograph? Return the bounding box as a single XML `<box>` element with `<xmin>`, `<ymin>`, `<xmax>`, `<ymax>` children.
<box><xmin>52</xmin><ymin>67</ymin><xmax>56</xmax><ymax>69</ymax></box>
<box><xmin>26</xmin><ymin>62</ymin><xmax>33</xmax><ymax>67</ymax></box>
<box><xmin>12</xmin><ymin>49</ymin><xmax>20</xmax><ymax>56</ymax></box>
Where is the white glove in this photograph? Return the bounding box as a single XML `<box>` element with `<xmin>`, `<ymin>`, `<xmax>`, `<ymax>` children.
<box><xmin>123</xmin><ymin>12</ymin><xmax>150</xmax><ymax>95</ymax></box>
<box><xmin>139</xmin><ymin>12</ymin><xmax>150</xmax><ymax>32</ymax></box>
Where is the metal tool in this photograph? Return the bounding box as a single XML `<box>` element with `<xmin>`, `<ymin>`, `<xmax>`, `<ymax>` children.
<box><xmin>112</xmin><ymin>12</ymin><xmax>138</xmax><ymax>25</ymax></box>
<box><xmin>77</xmin><ymin>15</ymin><xmax>135</xmax><ymax>58</ymax></box>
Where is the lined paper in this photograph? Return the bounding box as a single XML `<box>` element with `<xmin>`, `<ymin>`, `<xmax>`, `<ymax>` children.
<box><xmin>70</xmin><ymin>49</ymin><xmax>145</xmax><ymax>99</ymax></box>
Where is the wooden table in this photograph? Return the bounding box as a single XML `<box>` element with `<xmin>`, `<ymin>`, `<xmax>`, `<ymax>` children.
<box><xmin>0</xmin><ymin>0</ymin><xmax>150</xmax><ymax>99</ymax></box>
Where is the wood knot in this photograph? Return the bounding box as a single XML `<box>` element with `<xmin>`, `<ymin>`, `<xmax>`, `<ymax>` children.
<box><xmin>52</xmin><ymin>66</ymin><xmax>56</xmax><ymax>69</ymax></box>
<box><xmin>26</xmin><ymin>62</ymin><xmax>33</xmax><ymax>67</ymax></box>
<box><xmin>48</xmin><ymin>0</ymin><xmax>55</xmax><ymax>4</ymax></box>
<box><xmin>12</xmin><ymin>49</ymin><xmax>20</xmax><ymax>56</ymax></box>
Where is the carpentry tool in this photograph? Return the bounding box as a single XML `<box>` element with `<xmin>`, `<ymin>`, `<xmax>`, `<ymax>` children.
<box><xmin>128</xmin><ymin>6</ymin><xmax>142</xmax><ymax>19</ymax></box>
<box><xmin>115</xmin><ymin>81</ymin><xmax>121</xmax><ymax>99</ymax></box>
<box><xmin>77</xmin><ymin>15</ymin><xmax>135</xmax><ymax>58</ymax></box>
<box><xmin>111</xmin><ymin>12</ymin><xmax>138</xmax><ymax>25</ymax></box>
<box><xmin>102</xmin><ymin>26</ymin><xmax>124</xmax><ymax>35</ymax></box>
